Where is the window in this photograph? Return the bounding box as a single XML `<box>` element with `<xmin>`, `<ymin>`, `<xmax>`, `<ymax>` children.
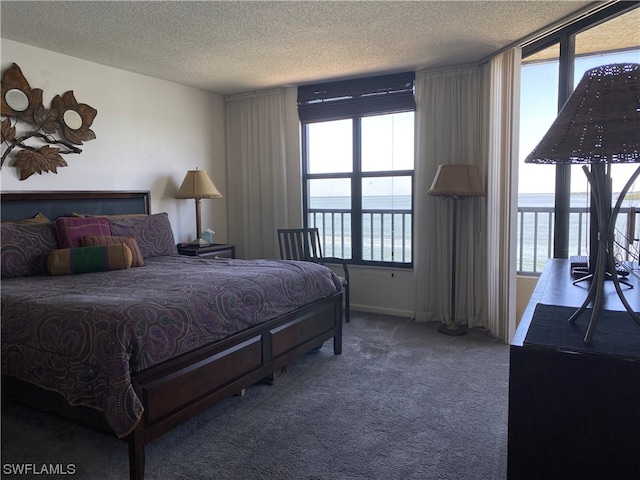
<box><xmin>517</xmin><ymin>3</ymin><xmax>640</xmax><ymax>275</ymax></box>
<box><xmin>298</xmin><ymin>73</ymin><xmax>415</xmax><ymax>266</ymax></box>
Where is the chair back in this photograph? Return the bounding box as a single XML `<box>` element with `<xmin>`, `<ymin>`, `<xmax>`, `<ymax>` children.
<box><xmin>278</xmin><ymin>227</ymin><xmax>350</xmax><ymax>323</ymax></box>
<box><xmin>278</xmin><ymin>228</ymin><xmax>323</xmax><ymax>262</ymax></box>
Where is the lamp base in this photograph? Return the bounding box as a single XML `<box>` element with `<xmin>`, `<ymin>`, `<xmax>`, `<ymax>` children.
<box><xmin>189</xmin><ymin>238</ymin><xmax>210</xmax><ymax>246</ymax></box>
<box><xmin>438</xmin><ymin>323</ymin><xmax>468</xmax><ymax>336</ymax></box>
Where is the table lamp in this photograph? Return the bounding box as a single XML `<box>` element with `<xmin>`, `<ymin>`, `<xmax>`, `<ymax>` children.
<box><xmin>524</xmin><ymin>63</ymin><xmax>640</xmax><ymax>342</ymax></box>
<box><xmin>175</xmin><ymin>168</ymin><xmax>222</xmax><ymax>245</ymax></box>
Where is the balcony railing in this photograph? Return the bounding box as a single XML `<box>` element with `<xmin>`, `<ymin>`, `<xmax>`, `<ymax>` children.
<box><xmin>308</xmin><ymin>208</ymin><xmax>412</xmax><ymax>264</ymax></box>
<box><xmin>307</xmin><ymin>206</ymin><xmax>638</xmax><ymax>274</ymax></box>
<box><xmin>518</xmin><ymin>206</ymin><xmax>586</xmax><ymax>275</ymax></box>
<box><xmin>517</xmin><ymin>205</ymin><xmax>638</xmax><ymax>275</ymax></box>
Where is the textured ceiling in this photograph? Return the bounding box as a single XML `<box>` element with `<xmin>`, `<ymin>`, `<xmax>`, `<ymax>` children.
<box><xmin>0</xmin><ymin>1</ymin><xmax>597</xmax><ymax>94</ymax></box>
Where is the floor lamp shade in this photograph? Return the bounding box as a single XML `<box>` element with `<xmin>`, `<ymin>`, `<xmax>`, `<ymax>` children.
<box><xmin>175</xmin><ymin>168</ymin><xmax>222</xmax><ymax>245</ymax></box>
<box><xmin>524</xmin><ymin>63</ymin><xmax>640</xmax><ymax>342</ymax></box>
<box><xmin>428</xmin><ymin>164</ymin><xmax>485</xmax><ymax>336</ymax></box>
<box><xmin>428</xmin><ymin>164</ymin><xmax>485</xmax><ymax>198</ymax></box>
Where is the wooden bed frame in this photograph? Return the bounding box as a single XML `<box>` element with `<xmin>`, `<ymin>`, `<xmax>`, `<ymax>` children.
<box><xmin>1</xmin><ymin>191</ymin><xmax>343</xmax><ymax>480</ymax></box>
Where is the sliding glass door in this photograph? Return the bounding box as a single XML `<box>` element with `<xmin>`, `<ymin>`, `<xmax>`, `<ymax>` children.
<box><xmin>517</xmin><ymin>3</ymin><xmax>640</xmax><ymax>275</ymax></box>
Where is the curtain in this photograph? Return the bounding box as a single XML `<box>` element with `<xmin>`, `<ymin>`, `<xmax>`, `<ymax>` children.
<box><xmin>413</xmin><ymin>66</ymin><xmax>488</xmax><ymax>329</ymax></box>
<box><xmin>224</xmin><ymin>89</ymin><xmax>289</xmax><ymax>259</ymax></box>
<box><xmin>482</xmin><ymin>48</ymin><xmax>522</xmax><ymax>342</ymax></box>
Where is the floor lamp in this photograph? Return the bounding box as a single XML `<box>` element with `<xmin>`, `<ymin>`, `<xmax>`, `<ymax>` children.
<box><xmin>525</xmin><ymin>63</ymin><xmax>640</xmax><ymax>343</ymax></box>
<box><xmin>175</xmin><ymin>168</ymin><xmax>223</xmax><ymax>245</ymax></box>
<box><xmin>428</xmin><ymin>164</ymin><xmax>485</xmax><ymax>336</ymax></box>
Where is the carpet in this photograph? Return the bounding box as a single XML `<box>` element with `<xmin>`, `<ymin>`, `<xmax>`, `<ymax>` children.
<box><xmin>1</xmin><ymin>312</ymin><xmax>510</xmax><ymax>479</ymax></box>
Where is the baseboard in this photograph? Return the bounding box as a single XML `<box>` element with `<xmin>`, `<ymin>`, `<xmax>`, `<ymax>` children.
<box><xmin>351</xmin><ymin>304</ymin><xmax>413</xmax><ymax>319</ymax></box>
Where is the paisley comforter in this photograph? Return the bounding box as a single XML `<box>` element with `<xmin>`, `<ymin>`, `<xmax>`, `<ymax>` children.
<box><xmin>1</xmin><ymin>255</ymin><xmax>342</xmax><ymax>437</ymax></box>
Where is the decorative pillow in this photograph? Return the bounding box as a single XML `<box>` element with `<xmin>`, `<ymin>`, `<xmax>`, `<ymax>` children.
<box><xmin>109</xmin><ymin>213</ymin><xmax>178</xmax><ymax>259</ymax></box>
<box><xmin>47</xmin><ymin>244</ymin><xmax>133</xmax><ymax>276</ymax></box>
<box><xmin>55</xmin><ymin>217</ymin><xmax>112</xmax><ymax>248</ymax></box>
<box><xmin>82</xmin><ymin>235</ymin><xmax>145</xmax><ymax>267</ymax></box>
<box><xmin>2</xmin><ymin>213</ymin><xmax>50</xmax><ymax>224</ymax></box>
<box><xmin>1</xmin><ymin>222</ymin><xmax>59</xmax><ymax>278</ymax></box>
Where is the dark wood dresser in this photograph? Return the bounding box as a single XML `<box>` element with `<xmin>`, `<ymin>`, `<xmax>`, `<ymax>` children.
<box><xmin>508</xmin><ymin>259</ymin><xmax>640</xmax><ymax>480</ymax></box>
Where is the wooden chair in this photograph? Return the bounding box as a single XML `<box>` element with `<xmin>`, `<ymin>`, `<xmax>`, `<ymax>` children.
<box><xmin>278</xmin><ymin>228</ymin><xmax>350</xmax><ymax>322</ymax></box>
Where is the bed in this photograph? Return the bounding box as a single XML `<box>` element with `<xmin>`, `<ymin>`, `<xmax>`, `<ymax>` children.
<box><xmin>1</xmin><ymin>190</ymin><xmax>343</xmax><ymax>480</ymax></box>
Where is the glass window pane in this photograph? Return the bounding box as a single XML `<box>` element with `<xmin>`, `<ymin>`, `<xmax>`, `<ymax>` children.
<box><xmin>519</xmin><ymin>45</ymin><xmax>559</xmax><ymax>197</ymax></box>
<box><xmin>307</xmin><ymin>119</ymin><xmax>352</xmax><ymax>174</ymax></box>
<box><xmin>518</xmin><ymin>44</ymin><xmax>559</xmax><ymax>273</ymax></box>
<box><xmin>362</xmin><ymin>176</ymin><xmax>412</xmax><ymax>209</ymax></box>
<box><xmin>361</xmin><ymin>176</ymin><xmax>412</xmax><ymax>262</ymax></box>
<box><xmin>362</xmin><ymin>112</ymin><xmax>414</xmax><ymax>172</ymax></box>
<box><xmin>308</xmin><ymin>178</ymin><xmax>351</xmax><ymax>209</ymax></box>
<box><xmin>308</xmin><ymin>178</ymin><xmax>352</xmax><ymax>259</ymax></box>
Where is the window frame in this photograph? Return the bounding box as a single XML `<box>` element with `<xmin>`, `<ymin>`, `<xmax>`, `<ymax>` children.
<box><xmin>301</xmin><ymin>115</ymin><xmax>415</xmax><ymax>268</ymax></box>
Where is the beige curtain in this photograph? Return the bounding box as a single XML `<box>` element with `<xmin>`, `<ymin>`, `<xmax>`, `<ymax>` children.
<box><xmin>224</xmin><ymin>88</ymin><xmax>289</xmax><ymax>259</ymax></box>
<box><xmin>482</xmin><ymin>47</ymin><xmax>522</xmax><ymax>342</ymax></box>
<box><xmin>413</xmin><ymin>65</ymin><xmax>488</xmax><ymax>328</ymax></box>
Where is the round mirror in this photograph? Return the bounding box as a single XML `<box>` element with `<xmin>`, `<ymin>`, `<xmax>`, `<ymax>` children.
<box><xmin>63</xmin><ymin>110</ymin><xmax>83</xmax><ymax>130</ymax></box>
<box><xmin>5</xmin><ymin>88</ymin><xmax>29</xmax><ymax>112</ymax></box>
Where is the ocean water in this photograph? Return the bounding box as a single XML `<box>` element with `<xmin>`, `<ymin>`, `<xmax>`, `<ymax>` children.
<box><xmin>309</xmin><ymin>195</ymin><xmax>411</xmax><ymax>262</ymax></box>
<box><xmin>309</xmin><ymin>193</ymin><xmax>639</xmax><ymax>270</ymax></box>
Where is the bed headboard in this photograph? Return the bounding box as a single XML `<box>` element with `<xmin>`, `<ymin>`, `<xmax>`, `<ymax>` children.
<box><xmin>1</xmin><ymin>191</ymin><xmax>150</xmax><ymax>222</ymax></box>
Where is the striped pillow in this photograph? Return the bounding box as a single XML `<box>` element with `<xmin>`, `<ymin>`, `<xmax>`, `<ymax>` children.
<box><xmin>82</xmin><ymin>235</ymin><xmax>145</xmax><ymax>267</ymax></box>
<box><xmin>47</xmin><ymin>244</ymin><xmax>132</xmax><ymax>276</ymax></box>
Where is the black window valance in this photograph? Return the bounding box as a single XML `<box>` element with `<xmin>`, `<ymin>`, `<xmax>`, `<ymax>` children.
<box><xmin>297</xmin><ymin>72</ymin><xmax>415</xmax><ymax>123</ymax></box>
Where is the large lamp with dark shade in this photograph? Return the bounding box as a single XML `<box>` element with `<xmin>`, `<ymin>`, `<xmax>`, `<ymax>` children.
<box><xmin>428</xmin><ymin>164</ymin><xmax>485</xmax><ymax>336</ymax></box>
<box><xmin>525</xmin><ymin>63</ymin><xmax>640</xmax><ymax>343</ymax></box>
<box><xmin>175</xmin><ymin>168</ymin><xmax>223</xmax><ymax>246</ymax></box>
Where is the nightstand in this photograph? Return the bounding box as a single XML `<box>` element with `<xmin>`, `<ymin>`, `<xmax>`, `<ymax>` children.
<box><xmin>176</xmin><ymin>243</ymin><xmax>236</xmax><ymax>259</ymax></box>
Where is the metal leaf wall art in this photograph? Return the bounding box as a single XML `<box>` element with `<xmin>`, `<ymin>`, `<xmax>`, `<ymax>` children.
<box><xmin>1</xmin><ymin>63</ymin><xmax>97</xmax><ymax>180</ymax></box>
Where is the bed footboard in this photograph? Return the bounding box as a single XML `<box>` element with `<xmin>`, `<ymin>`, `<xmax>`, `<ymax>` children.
<box><xmin>128</xmin><ymin>292</ymin><xmax>343</xmax><ymax>480</ymax></box>
<box><xmin>3</xmin><ymin>293</ymin><xmax>342</xmax><ymax>480</ymax></box>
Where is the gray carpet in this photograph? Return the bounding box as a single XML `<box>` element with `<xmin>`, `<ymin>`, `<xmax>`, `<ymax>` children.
<box><xmin>1</xmin><ymin>312</ymin><xmax>510</xmax><ymax>479</ymax></box>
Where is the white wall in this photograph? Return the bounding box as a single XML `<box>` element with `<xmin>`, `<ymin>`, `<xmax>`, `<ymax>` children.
<box><xmin>0</xmin><ymin>39</ymin><xmax>227</xmax><ymax>244</ymax></box>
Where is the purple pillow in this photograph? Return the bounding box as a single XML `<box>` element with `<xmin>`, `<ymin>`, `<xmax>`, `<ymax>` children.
<box><xmin>1</xmin><ymin>222</ymin><xmax>59</xmax><ymax>277</ymax></box>
<box><xmin>55</xmin><ymin>217</ymin><xmax>112</xmax><ymax>248</ymax></box>
<box><xmin>108</xmin><ymin>213</ymin><xmax>178</xmax><ymax>258</ymax></box>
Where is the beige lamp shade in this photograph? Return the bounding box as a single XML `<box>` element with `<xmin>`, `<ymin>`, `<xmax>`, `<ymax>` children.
<box><xmin>175</xmin><ymin>168</ymin><xmax>223</xmax><ymax>199</ymax></box>
<box><xmin>175</xmin><ymin>168</ymin><xmax>222</xmax><ymax>245</ymax></box>
<box><xmin>427</xmin><ymin>164</ymin><xmax>485</xmax><ymax>198</ymax></box>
